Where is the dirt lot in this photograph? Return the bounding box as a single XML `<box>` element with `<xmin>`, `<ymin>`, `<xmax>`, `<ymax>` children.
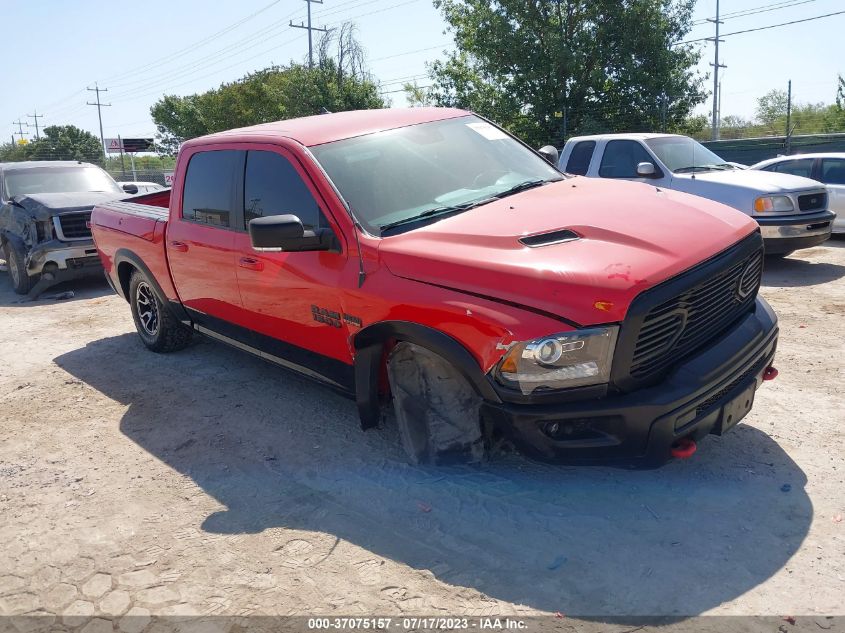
<box><xmin>1</xmin><ymin>240</ymin><xmax>844</xmax><ymax>630</ymax></box>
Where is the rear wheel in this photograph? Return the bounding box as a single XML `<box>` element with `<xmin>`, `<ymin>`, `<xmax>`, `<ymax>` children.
<box><xmin>5</xmin><ymin>241</ymin><xmax>38</xmax><ymax>295</ymax></box>
<box><xmin>129</xmin><ymin>270</ymin><xmax>192</xmax><ymax>352</ymax></box>
<box><xmin>387</xmin><ymin>342</ymin><xmax>485</xmax><ymax>465</ymax></box>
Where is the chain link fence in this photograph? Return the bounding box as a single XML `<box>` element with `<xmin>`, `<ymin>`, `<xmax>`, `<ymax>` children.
<box><xmin>701</xmin><ymin>132</ymin><xmax>845</xmax><ymax>165</ymax></box>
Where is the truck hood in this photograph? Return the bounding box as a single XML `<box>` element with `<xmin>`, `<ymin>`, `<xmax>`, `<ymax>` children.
<box><xmin>378</xmin><ymin>178</ymin><xmax>757</xmax><ymax>325</ymax></box>
<box><xmin>673</xmin><ymin>168</ymin><xmax>822</xmax><ymax>195</ymax></box>
<box><xmin>13</xmin><ymin>191</ymin><xmax>122</xmax><ymax>221</ymax></box>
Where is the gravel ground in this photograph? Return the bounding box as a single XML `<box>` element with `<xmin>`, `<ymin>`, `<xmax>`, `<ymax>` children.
<box><xmin>0</xmin><ymin>240</ymin><xmax>843</xmax><ymax>631</ymax></box>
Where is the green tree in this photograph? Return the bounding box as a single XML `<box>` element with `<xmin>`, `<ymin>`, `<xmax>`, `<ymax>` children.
<box><xmin>0</xmin><ymin>140</ymin><xmax>31</xmax><ymax>162</ymax></box>
<box><xmin>151</xmin><ymin>23</ymin><xmax>385</xmax><ymax>154</ymax></box>
<box><xmin>755</xmin><ymin>89</ymin><xmax>789</xmax><ymax>131</ymax></box>
<box><xmin>416</xmin><ymin>0</ymin><xmax>706</xmax><ymax>146</ymax></box>
<box><xmin>0</xmin><ymin>125</ymin><xmax>103</xmax><ymax>164</ymax></box>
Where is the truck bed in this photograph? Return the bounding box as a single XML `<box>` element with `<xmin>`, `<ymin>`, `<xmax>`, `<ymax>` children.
<box><xmin>90</xmin><ymin>188</ymin><xmax>180</xmax><ymax>302</ymax></box>
<box><xmin>92</xmin><ymin>189</ymin><xmax>170</xmax><ymax>242</ymax></box>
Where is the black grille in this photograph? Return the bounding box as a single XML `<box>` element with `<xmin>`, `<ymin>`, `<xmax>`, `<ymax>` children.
<box><xmin>58</xmin><ymin>212</ymin><xmax>92</xmax><ymax>239</ymax></box>
<box><xmin>798</xmin><ymin>192</ymin><xmax>827</xmax><ymax>211</ymax></box>
<box><xmin>629</xmin><ymin>249</ymin><xmax>763</xmax><ymax>380</ymax></box>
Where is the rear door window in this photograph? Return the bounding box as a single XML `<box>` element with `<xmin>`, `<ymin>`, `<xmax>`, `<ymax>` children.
<box><xmin>599</xmin><ymin>140</ymin><xmax>656</xmax><ymax>178</ymax></box>
<box><xmin>767</xmin><ymin>159</ymin><xmax>814</xmax><ymax>178</ymax></box>
<box><xmin>565</xmin><ymin>141</ymin><xmax>596</xmax><ymax>175</ymax></box>
<box><xmin>181</xmin><ymin>150</ymin><xmax>243</xmax><ymax>228</ymax></box>
<box><xmin>243</xmin><ymin>150</ymin><xmax>327</xmax><ymax>230</ymax></box>
<box><xmin>820</xmin><ymin>158</ymin><xmax>845</xmax><ymax>185</ymax></box>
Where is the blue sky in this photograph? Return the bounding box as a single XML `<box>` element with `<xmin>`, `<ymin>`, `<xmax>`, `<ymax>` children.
<box><xmin>3</xmin><ymin>0</ymin><xmax>843</xmax><ymax>144</ymax></box>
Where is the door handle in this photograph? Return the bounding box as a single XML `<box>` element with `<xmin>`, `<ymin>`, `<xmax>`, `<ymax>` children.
<box><xmin>238</xmin><ymin>257</ymin><xmax>264</xmax><ymax>271</ymax></box>
<box><xmin>170</xmin><ymin>241</ymin><xmax>188</xmax><ymax>252</ymax></box>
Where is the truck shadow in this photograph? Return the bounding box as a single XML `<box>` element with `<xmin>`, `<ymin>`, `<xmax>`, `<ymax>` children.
<box><xmin>55</xmin><ymin>334</ymin><xmax>812</xmax><ymax>619</ymax></box>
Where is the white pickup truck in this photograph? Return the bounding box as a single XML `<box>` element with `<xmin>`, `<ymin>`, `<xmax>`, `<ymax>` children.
<box><xmin>556</xmin><ymin>133</ymin><xmax>835</xmax><ymax>256</ymax></box>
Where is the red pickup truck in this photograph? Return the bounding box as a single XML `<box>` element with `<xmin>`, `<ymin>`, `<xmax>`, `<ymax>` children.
<box><xmin>91</xmin><ymin>107</ymin><xmax>779</xmax><ymax>465</ymax></box>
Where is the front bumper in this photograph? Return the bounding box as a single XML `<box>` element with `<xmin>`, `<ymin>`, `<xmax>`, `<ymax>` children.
<box><xmin>482</xmin><ymin>297</ymin><xmax>778</xmax><ymax>466</ymax></box>
<box><xmin>27</xmin><ymin>239</ymin><xmax>102</xmax><ymax>278</ymax></box>
<box><xmin>756</xmin><ymin>210</ymin><xmax>834</xmax><ymax>254</ymax></box>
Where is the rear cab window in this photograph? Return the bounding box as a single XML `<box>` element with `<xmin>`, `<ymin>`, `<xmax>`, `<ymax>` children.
<box><xmin>599</xmin><ymin>140</ymin><xmax>656</xmax><ymax>178</ymax></box>
<box><xmin>181</xmin><ymin>150</ymin><xmax>243</xmax><ymax>228</ymax></box>
<box><xmin>565</xmin><ymin>141</ymin><xmax>596</xmax><ymax>175</ymax></box>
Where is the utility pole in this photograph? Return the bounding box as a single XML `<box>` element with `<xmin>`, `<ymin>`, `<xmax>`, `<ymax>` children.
<box><xmin>12</xmin><ymin>119</ymin><xmax>29</xmax><ymax>142</ymax></box>
<box><xmin>290</xmin><ymin>0</ymin><xmax>328</xmax><ymax>68</ymax></box>
<box><xmin>785</xmin><ymin>79</ymin><xmax>793</xmax><ymax>155</ymax></box>
<box><xmin>87</xmin><ymin>82</ymin><xmax>111</xmax><ymax>158</ymax></box>
<box><xmin>27</xmin><ymin>109</ymin><xmax>44</xmax><ymax>140</ymax></box>
<box><xmin>707</xmin><ymin>0</ymin><xmax>727</xmax><ymax>141</ymax></box>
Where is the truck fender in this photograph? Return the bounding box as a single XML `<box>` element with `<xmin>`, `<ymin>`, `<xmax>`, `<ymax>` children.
<box><xmin>0</xmin><ymin>232</ymin><xmax>30</xmax><ymax>269</ymax></box>
<box><xmin>113</xmin><ymin>248</ymin><xmax>192</xmax><ymax>326</ymax></box>
<box><xmin>352</xmin><ymin>321</ymin><xmax>501</xmax><ymax>429</ymax></box>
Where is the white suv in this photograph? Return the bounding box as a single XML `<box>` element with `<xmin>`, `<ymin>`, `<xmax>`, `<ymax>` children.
<box><xmin>557</xmin><ymin>133</ymin><xmax>835</xmax><ymax>255</ymax></box>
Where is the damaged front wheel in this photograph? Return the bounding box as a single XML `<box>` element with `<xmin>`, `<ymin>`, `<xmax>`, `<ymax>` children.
<box><xmin>4</xmin><ymin>241</ymin><xmax>38</xmax><ymax>295</ymax></box>
<box><xmin>387</xmin><ymin>342</ymin><xmax>485</xmax><ymax>465</ymax></box>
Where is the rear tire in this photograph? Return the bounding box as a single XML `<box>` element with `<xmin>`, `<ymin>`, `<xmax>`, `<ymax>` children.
<box><xmin>128</xmin><ymin>270</ymin><xmax>192</xmax><ymax>352</ymax></box>
<box><xmin>5</xmin><ymin>241</ymin><xmax>38</xmax><ymax>295</ymax></box>
<box><xmin>387</xmin><ymin>342</ymin><xmax>485</xmax><ymax>465</ymax></box>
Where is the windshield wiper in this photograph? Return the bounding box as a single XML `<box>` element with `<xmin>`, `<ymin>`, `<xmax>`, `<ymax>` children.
<box><xmin>378</xmin><ymin>197</ymin><xmax>497</xmax><ymax>235</ymax></box>
<box><xmin>494</xmin><ymin>178</ymin><xmax>555</xmax><ymax>199</ymax></box>
<box><xmin>674</xmin><ymin>164</ymin><xmax>731</xmax><ymax>174</ymax></box>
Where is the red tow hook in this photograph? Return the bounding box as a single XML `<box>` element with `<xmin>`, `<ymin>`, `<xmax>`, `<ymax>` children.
<box><xmin>671</xmin><ymin>438</ymin><xmax>697</xmax><ymax>460</ymax></box>
<box><xmin>763</xmin><ymin>366</ymin><xmax>779</xmax><ymax>381</ymax></box>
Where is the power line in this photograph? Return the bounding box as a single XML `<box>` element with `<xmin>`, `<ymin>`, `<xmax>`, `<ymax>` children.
<box><xmin>680</xmin><ymin>10</ymin><xmax>845</xmax><ymax>45</ymax></box>
<box><xmin>101</xmin><ymin>0</ymin><xmax>285</xmax><ymax>84</ymax></box>
<box><xmin>111</xmin><ymin>0</ymin><xmax>421</xmax><ymax>102</ymax></box>
<box><xmin>370</xmin><ymin>43</ymin><xmax>450</xmax><ymax>62</ymax></box>
<box><xmin>691</xmin><ymin>0</ymin><xmax>820</xmax><ymax>25</ymax></box>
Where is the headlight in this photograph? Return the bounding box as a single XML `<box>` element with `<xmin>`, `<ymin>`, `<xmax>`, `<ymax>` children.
<box><xmin>754</xmin><ymin>195</ymin><xmax>794</xmax><ymax>213</ymax></box>
<box><xmin>495</xmin><ymin>326</ymin><xmax>618</xmax><ymax>394</ymax></box>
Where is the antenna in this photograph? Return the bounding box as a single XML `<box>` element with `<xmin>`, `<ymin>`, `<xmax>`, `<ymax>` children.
<box><xmin>351</xmin><ymin>220</ymin><xmax>367</xmax><ymax>288</ymax></box>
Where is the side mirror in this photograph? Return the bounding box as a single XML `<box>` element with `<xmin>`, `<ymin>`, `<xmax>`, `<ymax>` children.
<box><xmin>249</xmin><ymin>214</ymin><xmax>334</xmax><ymax>252</ymax></box>
<box><xmin>122</xmin><ymin>184</ymin><xmax>139</xmax><ymax>195</ymax></box>
<box><xmin>636</xmin><ymin>162</ymin><xmax>658</xmax><ymax>178</ymax></box>
<box><xmin>538</xmin><ymin>145</ymin><xmax>559</xmax><ymax>166</ymax></box>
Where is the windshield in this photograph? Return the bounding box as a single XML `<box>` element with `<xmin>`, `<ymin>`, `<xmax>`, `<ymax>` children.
<box><xmin>4</xmin><ymin>166</ymin><xmax>123</xmax><ymax>198</ymax></box>
<box><xmin>645</xmin><ymin>137</ymin><xmax>733</xmax><ymax>173</ymax></box>
<box><xmin>310</xmin><ymin>115</ymin><xmax>562</xmax><ymax>235</ymax></box>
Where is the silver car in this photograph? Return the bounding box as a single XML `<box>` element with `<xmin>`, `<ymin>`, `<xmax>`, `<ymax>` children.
<box><xmin>751</xmin><ymin>153</ymin><xmax>845</xmax><ymax>234</ymax></box>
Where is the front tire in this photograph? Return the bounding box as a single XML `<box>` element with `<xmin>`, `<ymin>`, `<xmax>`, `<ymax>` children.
<box><xmin>387</xmin><ymin>342</ymin><xmax>485</xmax><ymax>465</ymax></box>
<box><xmin>128</xmin><ymin>270</ymin><xmax>192</xmax><ymax>352</ymax></box>
<box><xmin>5</xmin><ymin>241</ymin><xmax>38</xmax><ymax>295</ymax></box>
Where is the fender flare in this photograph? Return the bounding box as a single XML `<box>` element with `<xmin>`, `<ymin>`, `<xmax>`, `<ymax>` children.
<box><xmin>113</xmin><ymin>248</ymin><xmax>191</xmax><ymax>325</ymax></box>
<box><xmin>0</xmin><ymin>231</ymin><xmax>26</xmax><ymax>253</ymax></box>
<box><xmin>353</xmin><ymin>320</ymin><xmax>501</xmax><ymax>429</ymax></box>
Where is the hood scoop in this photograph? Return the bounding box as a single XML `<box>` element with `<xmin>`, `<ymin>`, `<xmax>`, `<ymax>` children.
<box><xmin>519</xmin><ymin>229</ymin><xmax>580</xmax><ymax>248</ymax></box>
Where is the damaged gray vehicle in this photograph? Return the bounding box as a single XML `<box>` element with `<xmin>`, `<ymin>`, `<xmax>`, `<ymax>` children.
<box><xmin>0</xmin><ymin>161</ymin><xmax>124</xmax><ymax>297</ymax></box>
